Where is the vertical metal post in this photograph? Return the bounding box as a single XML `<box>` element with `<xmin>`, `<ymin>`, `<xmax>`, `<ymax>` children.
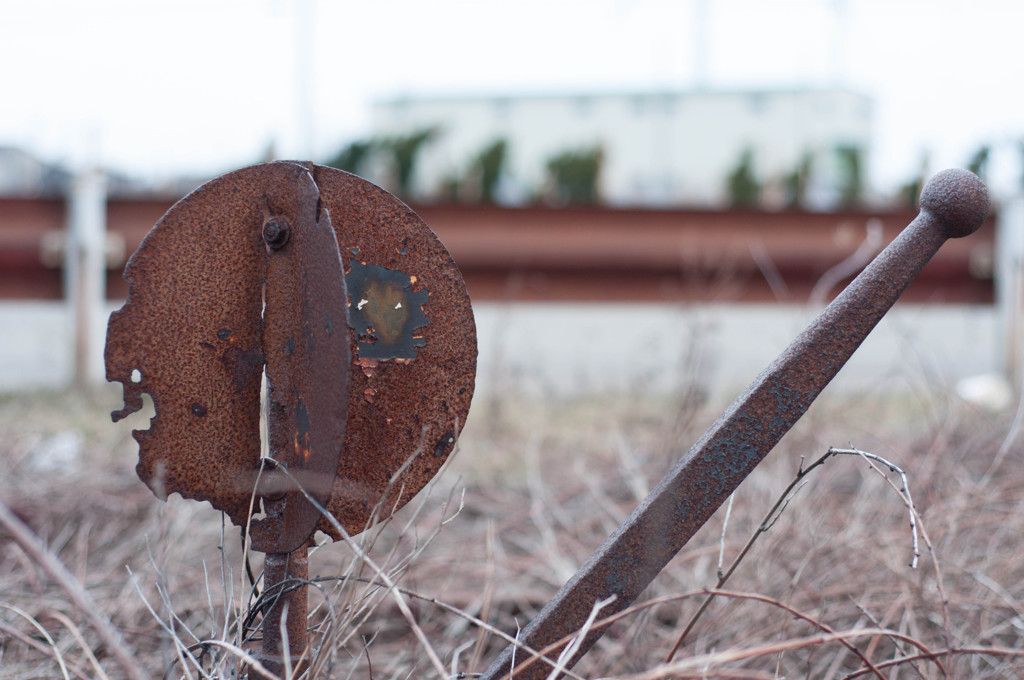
<box><xmin>67</xmin><ymin>168</ymin><xmax>107</xmax><ymax>386</ymax></box>
<box><xmin>255</xmin><ymin>545</ymin><xmax>310</xmax><ymax>678</ymax></box>
<box><xmin>996</xmin><ymin>196</ymin><xmax>1024</xmax><ymax>388</ymax></box>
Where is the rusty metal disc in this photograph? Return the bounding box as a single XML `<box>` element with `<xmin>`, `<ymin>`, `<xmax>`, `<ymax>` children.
<box><xmin>309</xmin><ymin>165</ymin><xmax>477</xmax><ymax>539</ymax></box>
<box><xmin>106</xmin><ymin>161</ymin><xmax>477</xmax><ymax>542</ymax></box>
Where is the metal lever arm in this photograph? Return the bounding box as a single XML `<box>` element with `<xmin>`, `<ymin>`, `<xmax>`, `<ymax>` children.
<box><xmin>480</xmin><ymin>169</ymin><xmax>989</xmax><ymax>680</ymax></box>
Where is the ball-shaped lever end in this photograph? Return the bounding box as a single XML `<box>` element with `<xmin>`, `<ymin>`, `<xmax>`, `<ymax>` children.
<box><xmin>919</xmin><ymin>168</ymin><xmax>990</xmax><ymax>238</ymax></box>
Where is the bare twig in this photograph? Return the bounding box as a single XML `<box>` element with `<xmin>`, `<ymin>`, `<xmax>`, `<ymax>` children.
<box><xmin>128</xmin><ymin>567</ymin><xmax>212</xmax><ymax>680</ymax></box>
<box><xmin>450</xmin><ymin>639</ymin><xmax>474</xmax><ymax>678</ymax></box>
<box><xmin>667</xmin><ymin>444</ymin><xmax>924</xmax><ymax>668</ymax></box>
<box><xmin>748</xmin><ymin>239</ymin><xmax>790</xmax><ymax>301</ymax></box>
<box><xmin>282</xmin><ymin>468</ymin><xmax>450</xmax><ymax>680</ymax></box>
<box><xmin>0</xmin><ymin>498</ymin><xmax>148</xmax><ymax>680</ymax></box>
<box><xmin>47</xmin><ymin>609</ymin><xmax>113</xmax><ymax>680</ymax></box>
<box><xmin>398</xmin><ymin>582</ymin><xmax>899</xmax><ymax>680</ymax></box>
<box><xmin>717</xmin><ymin>492</ymin><xmax>735</xmax><ymax>580</ymax></box>
<box><xmin>666</xmin><ymin>449</ymin><xmax>836</xmax><ymax>662</ymax></box>
<box><xmin>808</xmin><ymin>218</ymin><xmax>884</xmax><ymax>306</ymax></box>
<box><xmin>828</xmin><ymin>446</ymin><xmax>920</xmax><ymax>568</ymax></box>
<box><xmin>838</xmin><ymin>645</ymin><xmax>1024</xmax><ymax>679</ymax></box>
<box><xmin>835</xmin><ymin>445</ymin><xmax>957</xmax><ymax>669</ymax></box>
<box><xmin>981</xmin><ymin>371</ymin><xmax>1024</xmax><ymax>483</ymax></box>
<box><xmin>468</xmin><ymin>520</ymin><xmax>498</xmax><ymax>673</ymax></box>
<box><xmin>0</xmin><ymin>604</ymin><xmax>72</xmax><ymax>680</ymax></box>
<box><xmin>618</xmin><ymin>628</ymin><xmax>938</xmax><ymax>680</ymax></box>
<box><xmin>545</xmin><ymin>595</ymin><xmax>616</xmax><ymax>680</ymax></box>
<box><xmin>0</xmin><ymin>618</ymin><xmax>97</xmax><ymax>680</ymax></box>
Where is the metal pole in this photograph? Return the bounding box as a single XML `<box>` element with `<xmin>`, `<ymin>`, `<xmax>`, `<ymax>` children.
<box><xmin>479</xmin><ymin>169</ymin><xmax>989</xmax><ymax>680</ymax></box>
<box><xmin>254</xmin><ymin>544</ymin><xmax>311</xmax><ymax>678</ymax></box>
<box><xmin>996</xmin><ymin>196</ymin><xmax>1024</xmax><ymax>387</ymax></box>
<box><xmin>67</xmin><ymin>168</ymin><xmax>107</xmax><ymax>386</ymax></box>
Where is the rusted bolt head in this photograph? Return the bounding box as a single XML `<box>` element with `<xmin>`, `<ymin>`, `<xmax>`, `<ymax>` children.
<box><xmin>920</xmin><ymin>168</ymin><xmax>989</xmax><ymax>238</ymax></box>
<box><xmin>263</xmin><ymin>217</ymin><xmax>291</xmax><ymax>249</ymax></box>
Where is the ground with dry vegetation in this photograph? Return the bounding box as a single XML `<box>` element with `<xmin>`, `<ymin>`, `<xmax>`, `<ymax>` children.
<box><xmin>1</xmin><ymin>382</ymin><xmax>1023</xmax><ymax>679</ymax></box>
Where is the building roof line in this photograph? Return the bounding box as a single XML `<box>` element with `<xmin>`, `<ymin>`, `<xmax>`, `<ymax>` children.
<box><xmin>375</xmin><ymin>85</ymin><xmax>873</xmax><ymax>106</ymax></box>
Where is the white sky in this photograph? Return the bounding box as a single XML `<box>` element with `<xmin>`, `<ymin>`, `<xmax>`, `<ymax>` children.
<box><xmin>3</xmin><ymin>0</ymin><xmax>1023</xmax><ymax>196</ymax></box>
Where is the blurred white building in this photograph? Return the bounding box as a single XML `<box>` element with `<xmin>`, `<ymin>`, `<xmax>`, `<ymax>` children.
<box><xmin>372</xmin><ymin>87</ymin><xmax>873</xmax><ymax>208</ymax></box>
<box><xmin>0</xmin><ymin>146</ymin><xmax>71</xmax><ymax>196</ymax></box>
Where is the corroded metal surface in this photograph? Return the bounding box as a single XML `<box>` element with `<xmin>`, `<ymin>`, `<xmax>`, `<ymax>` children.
<box><xmin>107</xmin><ymin>163</ymin><xmax>292</xmax><ymax>526</ymax></box>
<box><xmin>480</xmin><ymin>169</ymin><xmax>990</xmax><ymax>680</ymax></box>
<box><xmin>107</xmin><ymin>160</ymin><xmax>477</xmax><ymax>676</ymax></box>
<box><xmin>252</xmin><ymin>545</ymin><xmax>312</xmax><ymax>678</ymax></box>
<box><xmin>106</xmin><ymin>162</ymin><xmax>477</xmax><ymax>540</ymax></box>
<box><xmin>250</xmin><ymin>173</ymin><xmax>350</xmax><ymax>554</ymax></box>
<box><xmin>311</xmin><ymin>165</ymin><xmax>477</xmax><ymax>538</ymax></box>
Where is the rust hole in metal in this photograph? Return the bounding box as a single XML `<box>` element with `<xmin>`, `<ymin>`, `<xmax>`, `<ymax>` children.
<box><xmin>116</xmin><ymin>389</ymin><xmax>156</xmax><ymax>436</ymax></box>
<box><xmin>346</xmin><ymin>260</ymin><xmax>429</xmax><ymax>360</ymax></box>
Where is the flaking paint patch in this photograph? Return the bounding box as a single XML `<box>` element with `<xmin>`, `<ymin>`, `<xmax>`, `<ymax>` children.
<box><xmin>346</xmin><ymin>260</ymin><xmax>429</xmax><ymax>361</ymax></box>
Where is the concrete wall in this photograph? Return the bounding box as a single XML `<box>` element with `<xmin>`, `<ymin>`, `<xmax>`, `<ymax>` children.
<box><xmin>474</xmin><ymin>302</ymin><xmax>997</xmax><ymax>400</ymax></box>
<box><xmin>1</xmin><ymin>301</ymin><xmax>997</xmax><ymax>401</ymax></box>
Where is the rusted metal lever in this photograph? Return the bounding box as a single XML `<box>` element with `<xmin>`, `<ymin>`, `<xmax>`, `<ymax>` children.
<box><xmin>480</xmin><ymin>169</ymin><xmax>990</xmax><ymax>680</ymax></box>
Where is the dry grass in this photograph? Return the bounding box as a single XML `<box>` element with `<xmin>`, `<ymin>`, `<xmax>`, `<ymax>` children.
<box><xmin>1</xmin><ymin>382</ymin><xmax>1024</xmax><ymax>679</ymax></box>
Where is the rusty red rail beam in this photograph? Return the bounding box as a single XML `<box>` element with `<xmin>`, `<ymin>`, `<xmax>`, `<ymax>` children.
<box><xmin>479</xmin><ymin>169</ymin><xmax>990</xmax><ymax>680</ymax></box>
<box><xmin>0</xmin><ymin>195</ymin><xmax>993</xmax><ymax>303</ymax></box>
